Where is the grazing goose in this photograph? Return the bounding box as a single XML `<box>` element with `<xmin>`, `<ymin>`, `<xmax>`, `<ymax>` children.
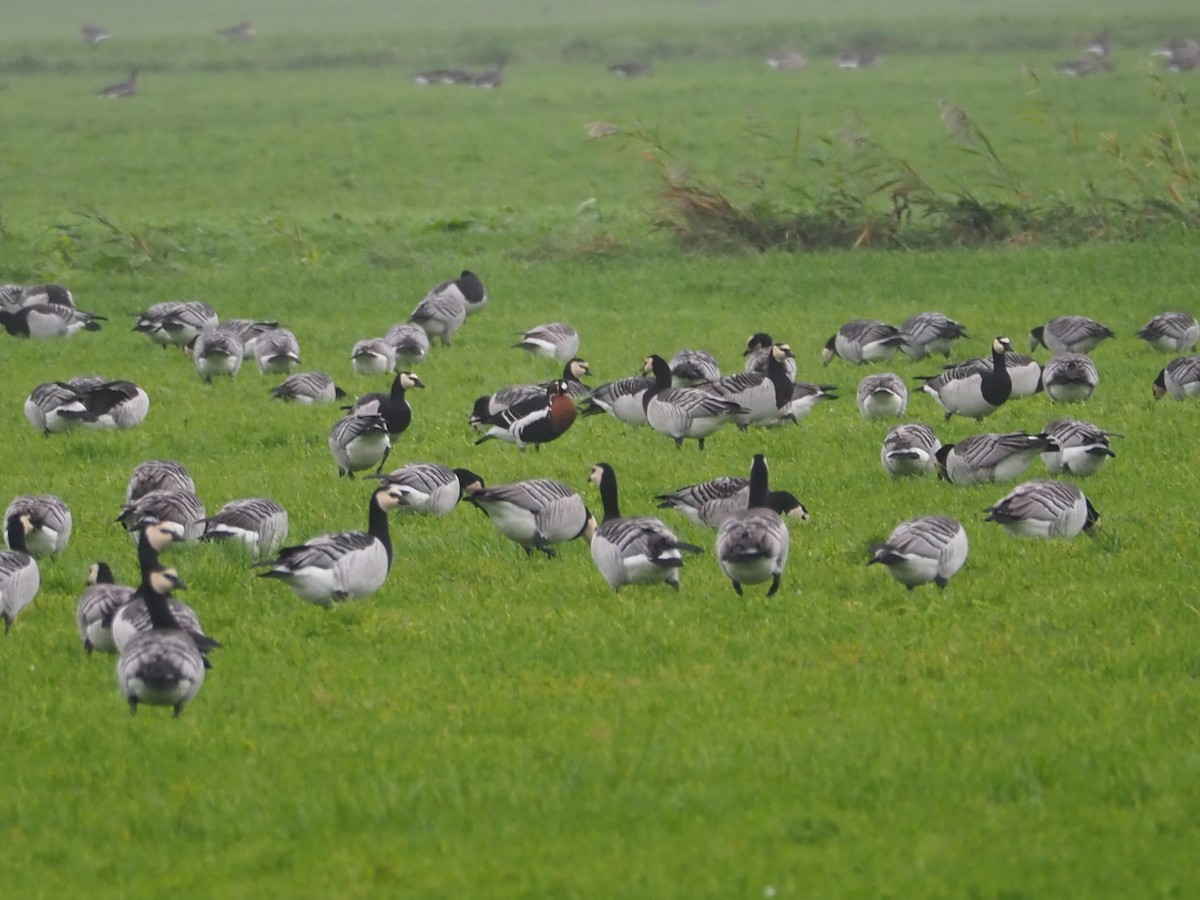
<box><xmin>424</xmin><ymin>270</ymin><xmax>488</xmax><ymax>315</ymax></box>
<box><xmin>1041</xmin><ymin>353</ymin><xmax>1099</xmax><ymax>403</ymax></box>
<box><xmin>587</xmin><ymin>463</ymin><xmax>702</xmax><ymax>591</ymax></box>
<box><xmin>189</xmin><ymin>330</ymin><xmax>244</xmax><ymax>382</ymax></box>
<box><xmin>642</xmin><ymin>354</ymin><xmax>746</xmax><ymax>450</ymax></box>
<box><xmin>743</xmin><ymin>332</ymin><xmax>798</xmax><ymax>380</ymax></box>
<box><xmin>81</xmin><ymin>23</ymin><xmax>111</xmax><ymax>44</ymax></box>
<box><xmin>707</xmin><ymin>344</ymin><xmax>797</xmax><ymax>428</ymax></box>
<box><xmin>0</xmin><ymin>514</ymin><xmax>41</xmax><ymax>634</ymax></box>
<box><xmin>782</xmin><ymin>382</ymin><xmax>839</xmax><ymax>422</ymax></box>
<box><xmin>1040</xmin><ymin>419</ymin><xmax>1118</xmax><ymax>477</ymax></box>
<box><xmin>468</xmin><ymin>479</ymin><xmax>595</xmax><ymax>557</ymax></box>
<box><xmin>984</xmin><ymin>480</ymin><xmax>1101</xmax><ymax>539</ymax></box>
<box><xmin>371</xmin><ymin>463</ymin><xmax>485</xmax><ymax>516</ymax></box>
<box><xmin>514</xmin><ymin>323</ymin><xmax>580</xmax><ymax>363</ymax></box>
<box><xmin>16</xmin><ymin>283</ymin><xmax>75</xmax><ymax>308</ymax></box>
<box><xmin>385</xmin><ymin>323</ymin><xmax>431</xmax><ymax>367</ymax></box>
<box><xmin>344</xmin><ymin>372</ymin><xmax>424</xmax><ymax>439</ymax></box>
<box><xmin>766</xmin><ymin>51</ymin><xmax>807</xmax><ymax>70</ymax></box>
<box><xmin>881</xmin><ymin>423</ymin><xmax>942</xmax><ymax>478</ymax></box>
<box><xmin>76</xmin><ymin>562</ymin><xmax>135</xmax><ymax>654</ymax></box>
<box><xmin>217</xmin><ymin>319</ymin><xmax>277</xmax><ymax>357</ymax></box>
<box><xmin>269</xmin><ymin>371</ymin><xmax>347</xmax><ymax>404</ymax></box>
<box><xmin>254</xmin><ymin>328</ymin><xmax>301</xmax><ymax>374</ymax></box>
<box><xmin>1152</xmin><ymin>356</ymin><xmax>1200</xmax><ymax>400</ymax></box>
<box><xmin>350</xmin><ymin>338</ymin><xmax>396</xmax><ymax>376</ymax></box>
<box><xmin>1137</xmin><ymin>312</ymin><xmax>1199</xmax><ymax>352</ymax></box>
<box><xmin>822</xmin><ymin>319</ymin><xmax>906</xmax><ymax>365</ymax></box>
<box><xmin>656</xmin><ymin>475</ymin><xmax>809</xmax><ymax>528</ymax></box>
<box><xmin>133</xmin><ymin>301</ymin><xmax>199</xmax><ymax>347</ymax></box>
<box><xmin>475</xmin><ymin>380</ymin><xmax>578</xmax><ymax>451</ymax></box>
<box><xmin>4</xmin><ymin>495</ymin><xmax>71</xmax><ymax>557</ymax></box>
<box><xmin>0</xmin><ymin>303</ymin><xmax>104</xmax><ymax>339</ymax></box>
<box><xmin>75</xmin><ymin>379</ymin><xmax>150</xmax><ymax>429</ymax></box>
<box><xmin>857</xmin><ymin>373</ymin><xmax>908</xmax><ymax>418</ymax></box>
<box><xmin>409</xmin><ymin>293</ymin><xmax>466</xmax><ymax>346</ymax></box>
<box><xmin>159</xmin><ymin>301</ymin><xmax>218</xmax><ymax>345</ymax></box>
<box><xmin>580</xmin><ymin>375</ymin><xmax>655</xmax><ymax>426</ymax></box>
<box><xmin>470</xmin><ymin>359</ymin><xmax>591</xmax><ymax>429</ymax></box>
<box><xmin>201</xmin><ymin>498</ymin><xmax>289</xmax><ymax>558</ymax></box>
<box><xmin>1029</xmin><ymin>316</ymin><xmax>1114</xmax><ymax>354</ymax></box>
<box><xmin>24</xmin><ymin>382</ymin><xmax>94</xmax><ymax>434</ymax></box>
<box><xmin>254</xmin><ymin>483</ymin><xmax>406</xmax><ymax>605</ymax></box>
<box><xmin>126</xmin><ymin>460</ymin><xmax>195</xmax><ymax>503</ymax></box>
<box><xmin>715</xmin><ymin>454</ymin><xmax>791</xmax><ymax>597</ymax></box>
<box><xmin>329</xmin><ymin>413</ymin><xmax>392</xmax><ymax>477</ymax></box>
<box><xmin>899</xmin><ymin>312</ymin><xmax>969</xmax><ymax>359</ymax></box>
<box><xmin>919</xmin><ymin>336</ymin><xmax>1014</xmax><ymax>421</ymax></box>
<box><xmin>117</xmin><ymin>489</ymin><xmax>207</xmax><ymax>542</ymax></box>
<box><xmin>936</xmin><ymin>432</ymin><xmax>1058</xmax><ymax>485</ymax></box>
<box><xmin>868</xmin><ymin>516</ymin><xmax>968</xmax><ymax>590</ymax></box>
<box><xmin>669</xmin><ymin>349</ymin><xmax>720</xmax><ymax>387</ymax></box>
<box><xmin>98</xmin><ymin>70</ymin><xmax>139</xmax><ymax>99</ymax></box>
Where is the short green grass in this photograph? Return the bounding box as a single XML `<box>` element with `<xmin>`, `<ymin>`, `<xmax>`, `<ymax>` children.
<box><xmin>2</xmin><ymin>2</ymin><xmax>1200</xmax><ymax>897</ymax></box>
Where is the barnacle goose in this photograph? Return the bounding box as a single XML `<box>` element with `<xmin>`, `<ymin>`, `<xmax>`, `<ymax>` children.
<box><xmin>117</xmin><ymin>489</ymin><xmax>207</xmax><ymax>542</ymax></box>
<box><xmin>269</xmin><ymin>372</ymin><xmax>347</xmax><ymax>404</ymax></box>
<box><xmin>343</xmin><ymin>372</ymin><xmax>424</xmax><ymax>439</ymax></box>
<box><xmin>24</xmin><ymin>382</ymin><xmax>95</xmax><ymax>434</ymax></box>
<box><xmin>201</xmin><ymin>498</ymin><xmax>289</xmax><ymax>558</ymax></box>
<box><xmin>782</xmin><ymin>382</ymin><xmax>839</xmax><ymax>422</ymax></box>
<box><xmin>329</xmin><ymin>413</ymin><xmax>392</xmax><ymax>477</ymax></box>
<box><xmin>98</xmin><ymin>70</ymin><xmax>139</xmax><ymax>99</ymax></box>
<box><xmin>669</xmin><ymin>348</ymin><xmax>720</xmax><ymax>386</ymax></box>
<box><xmin>370</xmin><ymin>463</ymin><xmax>485</xmax><ymax>516</ymax></box>
<box><xmin>1029</xmin><ymin>316</ymin><xmax>1114</xmax><ymax>354</ymax></box>
<box><xmin>217</xmin><ymin>319</ymin><xmax>277</xmax><ymax>356</ymax></box>
<box><xmin>424</xmin><ymin>270</ymin><xmax>488</xmax><ymax>316</ymax></box>
<box><xmin>587</xmin><ymin>463</ymin><xmax>702</xmax><ymax>591</ymax></box>
<box><xmin>254</xmin><ymin>328</ymin><xmax>301</xmax><ymax>374</ymax></box>
<box><xmin>133</xmin><ymin>301</ymin><xmax>217</xmax><ymax>347</ymax></box>
<box><xmin>1041</xmin><ymin>353</ymin><xmax>1099</xmax><ymax>402</ymax></box>
<box><xmin>880</xmin><ymin>423</ymin><xmax>942</xmax><ymax>478</ymax></box>
<box><xmin>350</xmin><ymin>338</ymin><xmax>396</xmax><ymax>376</ymax></box>
<box><xmin>822</xmin><ymin>319</ymin><xmax>906</xmax><ymax>365</ymax></box>
<box><xmin>642</xmin><ymin>355</ymin><xmax>746</xmax><ymax>450</ymax></box>
<box><xmin>715</xmin><ymin>454</ymin><xmax>791</xmax><ymax>597</ymax></box>
<box><xmin>1137</xmin><ymin>312</ymin><xmax>1199</xmax><ymax>352</ymax></box>
<box><xmin>385</xmin><ymin>323</ymin><xmax>431</xmax><ymax>367</ymax></box>
<box><xmin>919</xmin><ymin>336</ymin><xmax>1014</xmax><ymax>421</ymax></box>
<box><xmin>4</xmin><ymin>495</ymin><xmax>71</xmax><ymax>557</ymax></box>
<box><xmin>580</xmin><ymin>375</ymin><xmax>655</xmax><ymax>426</ymax></box>
<box><xmin>1040</xmin><ymin>419</ymin><xmax>1118</xmax><ymax>477</ymax></box>
<box><xmin>706</xmin><ymin>344</ymin><xmax>796</xmax><ymax>428</ymax></box>
<box><xmin>856</xmin><ymin>373</ymin><xmax>908</xmax><ymax>418</ymax></box>
<box><xmin>514</xmin><ymin>323</ymin><xmax>580</xmax><ymax>363</ymax></box>
<box><xmin>743</xmin><ymin>332</ymin><xmax>798</xmax><ymax>380</ymax></box>
<box><xmin>655</xmin><ymin>475</ymin><xmax>809</xmax><ymax>528</ymax></box>
<box><xmin>15</xmin><ymin>283</ymin><xmax>75</xmax><ymax>309</ymax></box>
<box><xmin>470</xmin><ymin>359</ymin><xmax>591</xmax><ymax>430</ymax></box>
<box><xmin>126</xmin><ymin>460</ymin><xmax>195</xmax><ymax>503</ymax></box>
<box><xmin>76</xmin><ymin>562</ymin><xmax>135</xmax><ymax>654</ymax></box>
<box><xmin>899</xmin><ymin>312</ymin><xmax>969</xmax><ymax>359</ymax></box>
<box><xmin>942</xmin><ymin>351</ymin><xmax>1042</xmax><ymax>399</ymax></box>
<box><xmin>935</xmin><ymin>432</ymin><xmax>1058</xmax><ymax>485</ymax></box>
<box><xmin>984</xmin><ymin>480</ymin><xmax>1101</xmax><ymax>539</ymax></box>
<box><xmin>0</xmin><ymin>514</ymin><xmax>41</xmax><ymax>634</ymax></box>
<box><xmin>75</xmin><ymin>379</ymin><xmax>150</xmax><ymax>429</ymax></box>
<box><xmin>1152</xmin><ymin>356</ymin><xmax>1200</xmax><ymax>400</ymax></box>
<box><xmin>868</xmin><ymin>516</ymin><xmax>968</xmax><ymax>590</ymax></box>
<box><xmin>189</xmin><ymin>330</ymin><xmax>244</xmax><ymax>382</ymax></box>
<box><xmin>254</xmin><ymin>483</ymin><xmax>406</xmax><ymax>605</ymax></box>
<box><xmin>409</xmin><ymin>293</ymin><xmax>466</xmax><ymax>346</ymax></box>
<box><xmin>0</xmin><ymin>303</ymin><xmax>104</xmax><ymax>339</ymax></box>
<box><xmin>468</xmin><ymin>479</ymin><xmax>595</xmax><ymax>557</ymax></box>
<box><xmin>475</xmin><ymin>381</ymin><xmax>577</xmax><ymax>451</ymax></box>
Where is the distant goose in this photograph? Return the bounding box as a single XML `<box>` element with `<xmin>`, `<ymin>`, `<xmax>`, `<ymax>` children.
<box><xmin>76</xmin><ymin>562</ymin><xmax>135</xmax><ymax>654</ymax></box>
<box><xmin>1040</xmin><ymin>418</ymin><xmax>1118</xmax><ymax>477</ymax></box>
<box><xmin>514</xmin><ymin>323</ymin><xmax>580</xmax><ymax>362</ymax></box>
<box><xmin>822</xmin><ymin>319</ymin><xmax>906</xmax><ymax>365</ymax></box>
<box><xmin>919</xmin><ymin>336</ymin><xmax>1014</xmax><ymax>421</ymax></box>
<box><xmin>1029</xmin><ymin>316</ymin><xmax>1114</xmax><ymax>353</ymax></box>
<box><xmin>715</xmin><ymin>454</ymin><xmax>791</xmax><ymax>597</ymax></box>
<box><xmin>201</xmin><ymin>498</ymin><xmax>289</xmax><ymax>558</ymax></box>
<box><xmin>609</xmin><ymin>61</ymin><xmax>652</xmax><ymax>77</ymax></box>
<box><xmin>1137</xmin><ymin>311</ymin><xmax>1199</xmax><ymax>352</ymax></box>
<box><xmin>669</xmin><ymin>348</ymin><xmax>720</xmax><ymax>386</ymax></box>
<box><xmin>1041</xmin><ymin>353</ymin><xmax>1099</xmax><ymax>402</ymax></box>
<box><xmin>836</xmin><ymin>50</ymin><xmax>880</xmax><ymax>69</ymax></box>
<box><xmin>0</xmin><ymin>514</ymin><xmax>41</xmax><ymax>634</ymax></box>
<box><xmin>254</xmin><ymin>484</ymin><xmax>406</xmax><ymax>606</ymax></box>
<box><xmin>656</xmin><ymin>475</ymin><xmax>808</xmax><ymax>528</ymax></box>
<box><xmin>1155</xmin><ymin>37</ymin><xmax>1200</xmax><ymax>72</ymax></box>
<box><xmin>97</xmin><ymin>70</ymin><xmax>138</xmax><ymax>99</ymax></box>
<box><xmin>936</xmin><ymin>431</ymin><xmax>1058</xmax><ymax>485</ymax></box>
<box><xmin>743</xmin><ymin>332</ymin><xmax>798</xmax><ymax>380</ymax></box>
<box><xmin>218</xmin><ymin>319</ymin><xmax>278</xmax><ymax>357</ymax></box>
<box><xmin>74</xmin><ymin>378</ymin><xmax>150</xmax><ymax>429</ymax></box>
<box><xmin>0</xmin><ymin>303</ymin><xmax>104</xmax><ymax>338</ymax></box>
<box><xmin>343</xmin><ymin>372</ymin><xmax>424</xmax><ymax>438</ymax></box>
<box><xmin>4</xmin><ymin>494</ymin><xmax>72</xmax><ymax>557</ymax></box>
<box><xmin>409</xmin><ymin>292</ymin><xmax>466</xmax><ymax>346</ymax></box>
<box><xmin>643</xmin><ymin>354</ymin><xmax>746</xmax><ymax>449</ymax></box>
<box><xmin>117</xmin><ymin>489</ymin><xmax>207</xmax><ymax>542</ymax></box>
<box><xmin>470</xmin><ymin>359</ymin><xmax>591</xmax><ymax>429</ymax></box>
<box><xmin>1152</xmin><ymin>355</ymin><xmax>1200</xmax><ymax>400</ymax></box>
<box><xmin>133</xmin><ymin>301</ymin><xmax>217</xmax><ymax>347</ymax></box>
<box><xmin>423</xmin><ymin>270</ymin><xmax>488</xmax><ymax>316</ymax></box>
<box><xmin>269</xmin><ymin>371</ymin><xmax>346</xmax><ymax>404</ymax></box>
<box><xmin>216</xmin><ymin>21</ymin><xmax>256</xmax><ymax>40</ymax></box>
<box><xmin>857</xmin><ymin>373</ymin><xmax>908</xmax><ymax>418</ymax></box>
<box><xmin>899</xmin><ymin>312</ymin><xmax>968</xmax><ymax>359</ymax></box>
<box><xmin>189</xmin><ymin>330</ymin><xmax>244</xmax><ymax>382</ymax></box>
<box><xmin>384</xmin><ymin>323</ymin><xmax>431</xmax><ymax>366</ymax></box>
<box><xmin>475</xmin><ymin>380</ymin><xmax>578</xmax><ymax>451</ymax></box>
<box><xmin>469</xmin><ymin>67</ymin><xmax>504</xmax><ymax>89</ymax></box>
<box><xmin>370</xmin><ymin>463</ymin><xmax>485</xmax><ymax>516</ymax></box>
<box><xmin>24</xmin><ymin>382</ymin><xmax>94</xmax><ymax>434</ymax></box>
<box><xmin>81</xmin><ymin>23</ymin><xmax>110</xmax><ymax>44</ymax></box>
<box><xmin>16</xmin><ymin>283</ymin><xmax>75</xmax><ymax>309</ymax></box>
<box><xmin>412</xmin><ymin>68</ymin><xmax>474</xmax><ymax>86</ymax></box>
<box><xmin>984</xmin><ymin>480</ymin><xmax>1101</xmax><ymax>539</ymax></box>
<box><xmin>881</xmin><ymin>423</ymin><xmax>942</xmax><ymax>478</ymax></box>
<box><xmin>766</xmin><ymin>51</ymin><xmax>807</xmax><ymax>70</ymax></box>
<box><xmin>587</xmin><ymin>463</ymin><xmax>702</xmax><ymax>591</ymax></box>
<box><xmin>579</xmin><ymin>375</ymin><xmax>655</xmax><ymax>426</ymax></box>
<box><xmin>782</xmin><ymin>382</ymin><xmax>839</xmax><ymax>422</ymax></box>
<box><xmin>350</xmin><ymin>338</ymin><xmax>396</xmax><ymax>376</ymax></box>
<box><xmin>868</xmin><ymin>516</ymin><xmax>968</xmax><ymax>590</ymax></box>
<box><xmin>940</xmin><ymin>350</ymin><xmax>1042</xmax><ymax>399</ymax></box>
<box><xmin>468</xmin><ymin>479</ymin><xmax>595</xmax><ymax>557</ymax></box>
<box><xmin>126</xmin><ymin>460</ymin><xmax>195</xmax><ymax>503</ymax></box>
<box><xmin>1056</xmin><ymin>56</ymin><xmax>1114</xmax><ymax>76</ymax></box>
<box><xmin>254</xmin><ymin>328</ymin><xmax>301</xmax><ymax>374</ymax></box>
<box><xmin>329</xmin><ymin>413</ymin><xmax>392</xmax><ymax>477</ymax></box>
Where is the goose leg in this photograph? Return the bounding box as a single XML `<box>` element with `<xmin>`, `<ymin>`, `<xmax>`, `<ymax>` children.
<box><xmin>766</xmin><ymin>574</ymin><xmax>781</xmax><ymax>597</ymax></box>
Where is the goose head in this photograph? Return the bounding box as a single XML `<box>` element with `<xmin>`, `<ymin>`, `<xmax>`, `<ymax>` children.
<box><xmin>744</xmin><ymin>332</ymin><xmax>774</xmax><ymax>355</ymax></box>
<box><xmin>1083</xmin><ymin>499</ymin><xmax>1102</xmax><ymax>536</ymax></box>
<box><xmin>566</xmin><ymin>358</ymin><xmax>592</xmax><ymax>379</ymax></box>
<box><xmin>397</xmin><ymin>372</ymin><xmax>424</xmax><ymax>391</ymax></box>
<box><xmin>771</xmin><ymin>343</ymin><xmax>794</xmax><ymax>362</ymax></box>
<box><xmin>1028</xmin><ymin>326</ymin><xmax>1046</xmax><ymax>351</ymax></box>
<box><xmin>821</xmin><ymin>335</ymin><xmax>837</xmax><ymax>366</ymax></box>
<box><xmin>933</xmin><ymin>444</ymin><xmax>954</xmax><ymax>480</ymax></box>
<box><xmin>86</xmin><ymin>561</ymin><xmax>115</xmax><ymax>586</ymax></box>
<box><xmin>993</xmin><ymin>336</ymin><xmax>1014</xmax><ymax>356</ymax></box>
<box><xmin>454</xmin><ymin>468</ymin><xmax>486</xmax><ymax>492</ymax></box>
<box><xmin>373</xmin><ymin>484</ymin><xmax>407</xmax><ymax>514</ymax></box>
<box><xmin>1152</xmin><ymin>368</ymin><xmax>1167</xmax><ymax>400</ymax></box>
<box><xmin>148</xmin><ymin>565</ymin><xmax>186</xmax><ymax>596</ymax></box>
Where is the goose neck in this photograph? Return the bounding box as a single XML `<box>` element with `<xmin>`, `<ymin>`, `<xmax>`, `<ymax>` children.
<box><xmin>368</xmin><ymin>492</ymin><xmax>394</xmax><ymax>569</ymax></box>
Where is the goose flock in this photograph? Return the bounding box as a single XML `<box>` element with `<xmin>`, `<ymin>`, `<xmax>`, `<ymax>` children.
<box><xmin>3</xmin><ymin>270</ymin><xmax>1198</xmax><ymax>718</ymax></box>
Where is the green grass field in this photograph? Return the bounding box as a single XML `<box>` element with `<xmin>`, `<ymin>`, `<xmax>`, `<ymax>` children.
<box><xmin>2</xmin><ymin>1</ymin><xmax>1200</xmax><ymax>897</ymax></box>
